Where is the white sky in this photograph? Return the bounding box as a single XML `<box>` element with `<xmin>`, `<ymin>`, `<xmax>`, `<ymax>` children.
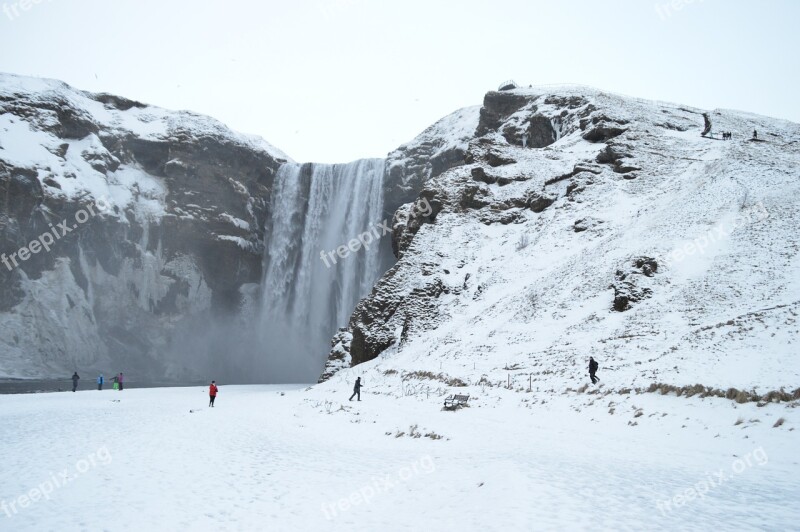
<box><xmin>1</xmin><ymin>0</ymin><xmax>798</xmax><ymax>162</ymax></box>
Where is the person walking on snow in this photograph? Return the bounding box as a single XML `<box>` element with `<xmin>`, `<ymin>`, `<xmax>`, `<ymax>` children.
<box><xmin>97</xmin><ymin>374</ymin><xmax>104</xmax><ymax>391</ymax></box>
<box><xmin>118</xmin><ymin>372</ymin><xmax>124</xmax><ymax>391</ymax></box>
<box><xmin>349</xmin><ymin>377</ymin><xmax>362</xmax><ymax>401</ymax></box>
<box><xmin>589</xmin><ymin>357</ymin><xmax>599</xmax><ymax>384</ymax></box>
<box><xmin>209</xmin><ymin>381</ymin><xmax>218</xmax><ymax>407</ymax></box>
<box><xmin>753</xmin><ymin>129</ymin><xmax>758</xmax><ymax>140</ymax></box>
<box><xmin>71</xmin><ymin>371</ymin><xmax>80</xmax><ymax>392</ymax></box>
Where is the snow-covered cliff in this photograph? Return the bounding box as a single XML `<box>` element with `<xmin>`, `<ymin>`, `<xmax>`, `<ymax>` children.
<box><xmin>324</xmin><ymin>86</ymin><xmax>800</xmax><ymax>394</ymax></box>
<box><xmin>0</xmin><ymin>74</ymin><xmax>289</xmax><ymax>379</ymax></box>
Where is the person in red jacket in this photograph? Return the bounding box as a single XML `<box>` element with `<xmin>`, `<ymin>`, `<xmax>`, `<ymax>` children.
<box><xmin>209</xmin><ymin>381</ymin><xmax>218</xmax><ymax>407</ymax></box>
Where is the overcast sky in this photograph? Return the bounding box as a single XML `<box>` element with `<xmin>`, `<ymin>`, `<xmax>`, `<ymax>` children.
<box><xmin>1</xmin><ymin>0</ymin><xmax>798</xmax><ymax>162</ymax></box>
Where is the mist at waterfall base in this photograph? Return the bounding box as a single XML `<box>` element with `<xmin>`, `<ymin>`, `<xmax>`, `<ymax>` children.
<box><xmin>169</xmin><ymin>160</ymin><xmax>393</xmax><ymax>384</ymax></box>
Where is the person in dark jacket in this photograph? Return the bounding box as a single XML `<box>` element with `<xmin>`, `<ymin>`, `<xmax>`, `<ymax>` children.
<box><xmin>209</xmin><ymin>381</ymin><xmax>218</xmax><ymax>407</ymax></box>
<box><xmin>118</xmin><ymin>372</ymin><xmax>124</xmax><ymax>391</ymax></box>
<box><xmin>349</xmin><ymin>377</ymin><xmax>362</xmax><ymax>401</ymax></box>
<box><xmin>71</xmin><ymin>372</ymin><xmax>80</xmax><ymax>392</ymax></box>
<box><xmin>589</xmin><ymin>357</ymin><xmax>599</xmax><ymax>384</ymax></box>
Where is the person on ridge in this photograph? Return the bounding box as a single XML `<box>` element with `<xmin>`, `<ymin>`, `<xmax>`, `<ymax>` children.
<box><xmin>753</xmin><ymin>129</ymin><xmax>758</xmax><ymax>140</ymax></box>
<box><xmin>97</xmin><ymin>373</ymin><xmax>104</xmax><ymax>391</ymax></box>
<box><xmin>349</xmin><ymin>377</ymin><xmax>362</xmax><ymax>401</ymax></box>
<box><xmin>71</xmin><ymin>371</ymin><xmax>80</xmax><ymax>392</ymax></box>
<box><xmin>209</xmin><ymin>381</ymin><xmax>218</xmax><ymax>407</ymax></box>
<box><xmin>589</xmin><ymin>357</ymin><xmax>599</xmax><ymax>385</ymax></box>
<box><xmin>118</xmin><ymin>372</ymin><xmax>124</xmax><ymax>391</ymax></box>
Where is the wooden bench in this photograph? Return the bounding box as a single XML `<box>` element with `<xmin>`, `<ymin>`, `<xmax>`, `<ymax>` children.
<box><xmin>444</xmin><ymin>394</ymin><xmax>470</xmax><ymax>410</ymax></box>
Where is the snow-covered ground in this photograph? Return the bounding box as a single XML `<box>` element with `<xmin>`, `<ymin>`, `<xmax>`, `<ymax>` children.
<box><xmin>1</xmin><ymin>382</ymin><xmax>797</xmax><ymax>530</ymax></box>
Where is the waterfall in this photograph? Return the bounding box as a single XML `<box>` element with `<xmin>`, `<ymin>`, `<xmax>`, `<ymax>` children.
<box><xmin>258</xmin><ymin>159</ymin><xmax>387</xmax><ymax>381</ymax></box>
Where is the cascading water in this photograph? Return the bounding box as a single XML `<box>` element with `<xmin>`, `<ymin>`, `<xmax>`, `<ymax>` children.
<box><xmin>258</xmin><ymin>159</ymin><xmax>387</xmax><ymax>382</ymax></box>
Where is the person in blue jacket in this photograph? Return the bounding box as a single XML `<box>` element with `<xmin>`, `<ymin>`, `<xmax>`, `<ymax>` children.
<box><xmin>97</xmin><ymin>374</ymin><xmax>104</xmax><ymax>391</ymax></box>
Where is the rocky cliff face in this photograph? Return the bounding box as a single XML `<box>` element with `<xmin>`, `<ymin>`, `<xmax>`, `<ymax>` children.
<box><xmin>0</xmin><ymin>74</ymin><xmax>289</xmax><ymax>378</ymax></box>
<box><xmin>321</xmin><ymin>86</ymin><xmax>800</xmax><ymax>392</ymax></box>
<box><xmin>383</xmin><ymin>105</ymin><xmax>482</xmax><ymax>213</ymax></box>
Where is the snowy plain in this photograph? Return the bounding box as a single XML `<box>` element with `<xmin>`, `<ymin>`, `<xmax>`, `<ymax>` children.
<box><xmin>0</xmin><ymin>380</ymin><xmax>798</xmax><ymax>531</ymax></box>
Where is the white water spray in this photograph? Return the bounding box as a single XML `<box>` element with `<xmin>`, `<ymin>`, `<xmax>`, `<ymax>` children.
<box><xmin>259</xmin><ymin>159</ymin><xmax>386</xmax><ymax>381</ymax></box>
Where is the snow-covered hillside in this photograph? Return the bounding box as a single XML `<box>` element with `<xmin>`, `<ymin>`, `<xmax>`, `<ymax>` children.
<box><xmin>330</xmin><ymin>86</ymin><xmax>800</xmax><ymax>398</ymax></box>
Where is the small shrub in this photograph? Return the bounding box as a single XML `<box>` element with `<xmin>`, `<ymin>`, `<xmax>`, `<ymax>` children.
<box><xmin>684</xmin><ymin>384</ymin><xmax>705</xmax><ymax>397</ymax></box>
<box><xmin>404</xmin><ymin>371</ymin><xmax>467</xmax><ymax>387</ymax></box>
<box><xmin>734</xmin><ymin>390</ymin><xmax>750</xmax><ymax>404</ymax></box>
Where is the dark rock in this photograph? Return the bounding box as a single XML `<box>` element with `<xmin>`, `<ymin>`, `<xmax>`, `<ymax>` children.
<box><xmin>615</xmin><ymin>165</ymin><xmax>641</xmax><ymax>174</ymax></box>
<box><xmin>459</xmin><ymin>184</ymin><xmax>491</xmax><ymax>210</ymax></box>
<box><xmin>582</xmin><ymin>113</ymin><xmax>629</xmax><ymax>143</ymax></box>
<box><xmin>479</xmin><ymin>209</ymin><xmax>524</xmax><ymax>225</ymax></box>
<box><xmin>43</xmin><ymin>177</ymin><xmax>61</xmax><ymax>189</ymax></box>
<box><xmin>471</xmin><ymin>166</ymin><xmax>497</xmax><ymax>184</ymax></box>
<box><xmin>566</xmin><ymin>172</ymin><xmax>599</xmax><ymax>201</ymax></box>
<box><xmin>89</xmin><ymin>92</ymin><xmax>147</xmax><ymax>111</ymax></box>
<box><xmin>634</xmin><ymin>256</ymin><xmax>659</xmax><ymax>276</ymax></box>
<box><xmin>596</xmin><ymin>142</ymin><xmax>640</xmax><ymax>175</ymax></box>
<box><xmin>430</xmin><ymin>147</ymin><xmax>465</xmax><ymax>178</ymax></box>
<box><xmin>502</xmin><ymin>115</ymin><xmax>559</xmax><ymax>148</ymax></box>
<box><xmin>526</xmin><ymin>190</ymin><xmax>556</xmax><ymax>212</ymax></box>
<box><xmin>486</xmin><ymin>151</ymin><xmax>516</xmax><ymax>167</ymax></box>
<box><xmin>574</xmin><ymin>217</ymin><xmax>604</xmax><ymax>232</ymax></box>
<box><xmin>611</xmin><ymin>257</ymin><xmax>658</xmax><ymax>311</ymax></box>
<box><xmin>583</xmin><ymin>124</ymin><xmax>627</xmax><ymax>143</ymax></box>
<box><xmin>596</xmin><ymin>144</ymin><xmax>632</xmax><ymax>164</ymax></box>
<box><xmin>477</xmin><ymin>91</ymin><xmax>532</xmax><ymax>136</ymax></box>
